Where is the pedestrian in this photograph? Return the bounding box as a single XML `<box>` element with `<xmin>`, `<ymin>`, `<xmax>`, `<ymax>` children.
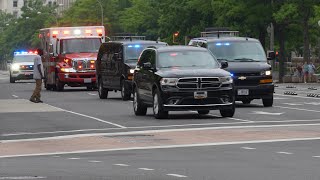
<box><xmin>302</xmin><ymin>62</ymin><xmax>309</xmax><ymax>83</ymax></box>
<box><xmin>308</xmin><ymin>62</ymin><xmax>316</xmax><ymax>82</ymax></box>
<box><xmin>30</xmin><ymin>48</ymin><xmax>44</xmax><ymax>103</ymax></box>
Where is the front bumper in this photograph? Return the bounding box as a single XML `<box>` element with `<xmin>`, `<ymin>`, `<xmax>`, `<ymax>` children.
<box><xmin>58</xmin><ymin>72</ymin><xmax>96</xmax><ymax>85</ymax></box>
<box><xmin>235</xmin><ymin>84</ymin><xmax>274</xmax><ymax>100</ymax></box>
<box><xmin>11</xmin><ymin>71</ymin><xmax>33</xmax><ymax>80</ymax></box>
<box><xmin>161</xmin><ymin>87</ymin><xmax>235</xmax><ymax>111</ymax></box>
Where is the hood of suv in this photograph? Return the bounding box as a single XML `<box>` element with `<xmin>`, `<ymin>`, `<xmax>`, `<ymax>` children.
<box><xmin>157</xmin><ymin>67</ymin><xmax>230</xmax><ymax>78</ymax></box>
<box><xmin>225</xmin><ymin>62</ymin><xmax>271</xmax><ymax>73</ymax></box>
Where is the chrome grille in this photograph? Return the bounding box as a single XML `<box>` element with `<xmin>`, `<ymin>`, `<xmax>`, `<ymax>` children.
<box><xmin>72</xmin><ymin>59</ymin><xmax>95</xmax><ymax>70</ymax></box>
<box><xmin>177</xmin><ymin>77</ymin><xmax>221</xmax><ymax>90</ymax></box>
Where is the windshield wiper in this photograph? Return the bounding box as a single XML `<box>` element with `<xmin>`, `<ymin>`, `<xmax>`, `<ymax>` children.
<box><xmin>233</xmin><ymin>58</ymin><xmax>260</xmax><ymax>62</ymax></box>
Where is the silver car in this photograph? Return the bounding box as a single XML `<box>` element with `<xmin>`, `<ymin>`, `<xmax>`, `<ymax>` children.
<box><xmin>9</xmin><ymin>52</ymin><xmax>37</xmax><ymax>83</ymax></box>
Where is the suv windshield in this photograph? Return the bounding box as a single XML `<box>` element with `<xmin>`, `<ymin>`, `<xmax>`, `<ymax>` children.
<box><xmin>207</xmin><ymin>41</ymin><xmax>267</xmax><ymax>62</ymax></box>
<box><xmin>158</xmin><ymin>50</ymin><xmax>220</xmax><ymax>68</ymax></box>
<box><xmin>13</xmin><ymin>55</ymin><xmax>36</xmax><ymax>62</ymax></box>
<box><xmin>124</xmin><ymin>44</ymin><xmax>165</xmax><ymax>62</ymax></box>
<box><xmin>61</xmin><ymin>38</ymin><xmax>101</xmax><ymax>54</ymax></box>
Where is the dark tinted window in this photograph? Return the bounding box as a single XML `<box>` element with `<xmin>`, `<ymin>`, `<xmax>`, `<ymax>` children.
<box><xmin>124</xmin><ymin>44</ymin><xmax>165</xmax><ymax>63</ymax></box>
<box><xmin>157</xmin><ymin>50</ymin><xmax>219</xmax><ymax>68</ymax></box>
<box><xmin>208</xmin><ymin>41</ymin><xmax>266</xmax><ymax>62</ymax></box>
<box><xmin>138</xmin><ymin>49</ymin><xmax>152</xmax><ymax>67</ymax></box>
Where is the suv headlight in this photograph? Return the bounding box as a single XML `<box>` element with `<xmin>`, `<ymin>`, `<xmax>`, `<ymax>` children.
<box><xmin>11</xmin><ymin>63</ymin><xmax>20</xmax><ymax>71</ymax></box>
<box><xmin>129</xmin><ymin>69</ymin><xmax>135</xmax><ymax>74</ymax></box>
<box><xmin>220</xmin><ymin>76</ymin><xmax>233</xmax><ymax>84</ymax></box>
<box><xmin>261</xmin><ymin>70</ymin><xmax>272</xmax><ymax>76</ymax></box>
<box><xmin>61</xmin><ymin>68</ymin><xmax>76</xmax><ymax>72</ymax></box>
<box><xmin>160</xmin><ymin>78</ymin><xmax>178</xmax><ymax>86</ymax></box>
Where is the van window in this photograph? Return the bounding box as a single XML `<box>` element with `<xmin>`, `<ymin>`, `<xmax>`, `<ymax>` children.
<box><xmin>124</xmin><ymin>44</ymin><xmax>165</xmax><ymax>63</ymax></box>
<box><xmin>207</xmin><ymin>41</ymin><xmax>267</xmax><ymax>62</ymax></box>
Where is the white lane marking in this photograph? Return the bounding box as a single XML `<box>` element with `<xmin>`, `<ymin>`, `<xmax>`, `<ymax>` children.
<box><xmin>312</xmin><ymin>156</ymin><xmax>320</xmax><ymax>158</ymax></box>
<box><xmin>227</xmin><ymin>118</ymin><xmax>253</xmax><ymax>122</ymax></box>
<box><xmin>277</xmin><ymin>151</ymin><xmax>293</xmax><ymax>155</ymax></box>
<box><xmin>5</xmin><ymin>118</ymin><xmax>320</xmax><ymax>137</ymax></box>
<box><xmin>282</xmin><ymin>103</ymin><xmax>303</xmax><ymax>106</ymax></box>
<box><xmin>167</xmin><ymin>174</ymin><xmax>188</xmax><ymax>178</ymax></box>
<box><xmin>88</xmin><ymin>160</ymin><xmax>102</xmax><ymax>163</ymax></box>
<box><xmin>39</xmin><ymin>103</ymin><xmax>126</xmax><ymax>129</ymax></box>
<box><xmin>138</xmin><ymin>168</ymin><xmax>154</xmax><ymax>171</ymax></box>
<box><xmin>113</xmin><ymin>164</ymin><xmax>130</xmax><ymax>167</ymax></box>
<box><xmin>61</xmin><ymin>109</ymin><xmax>126</xmax><ymax>129</ymax></box>
<box><xmin>251</xmin><ymin>111</ymin><xmax>284</xmax><ymax>115</ymax></box>
<box><xmin>0</xmin><ymin>177</ymin><xmax>46</xmax><ymax>179</ymax></box>
<box><xmin>275</xmin><ymin>94</ymin><xmax>320</xmax><ymax>99</ymax></box>
<box><xmin>5</xmin><ymin>123</ymin><xmax>320</xmax><ymax>143</ymax></box>
<box><xmin>2</xmin><ymin>137</ymin><xmax>320</xmax><ymax>159</ymax></box>
<box><xmin>68</xmin><ymin>158</ymin><xmax>81</xmax><ymax>160</ymax></box>
<box><xmin>274</xmin><ymin>97</ymin><xmax>289</xmax><ymax>100</ymax></box>
<box><xmin>242</xmin><ymin>147</ymin><xmax>256</xmax><ymax>150</ymax></box>
<box><xmin>12</xmin><ymin>95</ymin><xmax>19</xmax><ymax>98</ymax></box>
<box><xmin>304</xmin><ymin>102</ymin><xmax>320</xmax><ymax>106</ymax></box>
<box><xmin>87</xmin><ymin>93</ymin><xmax>97</xmax><ymax>96</ymax></box>
<box><xmin>274</xmin><ymin>106</ymin><xmax>320</xmax><ymax>113</ymax></box>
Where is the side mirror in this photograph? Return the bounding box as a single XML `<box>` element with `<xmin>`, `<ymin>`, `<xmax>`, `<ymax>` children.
<box><xmin>143</xmin><ymin>62</ymin><xmax>153</xmax><ymax>69</ymax></box>
<box><xmin>220</xmin><ymin>61</ymin><xmax>228</xmax><ymax>69</ymax></box>
<box><xmin>114</xmin><ymin>53</ymin><xmax>122</xmax><ymax>61</ymax></box>
<box><xmin>267</xmin><ymin>51</ymin><xmax>275</xmax><ymax>60</ymax></box>
<box><xmin>49</xmin><ymin>43</ymin><xmax>54</xmax><ymax>56</ymax></box>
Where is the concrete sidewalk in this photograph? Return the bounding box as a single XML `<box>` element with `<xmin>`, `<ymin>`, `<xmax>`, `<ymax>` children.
<box><xmin>0</xmin><ymin>70</ymin><xmax>9</xmax><ymax>75</ymax></box>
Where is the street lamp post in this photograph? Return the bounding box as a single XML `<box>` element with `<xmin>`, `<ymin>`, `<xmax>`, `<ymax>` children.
<box><xmin>96</xmin><ymin>0</ymin><xmax>104</xmax><ymax>26</ymax></box>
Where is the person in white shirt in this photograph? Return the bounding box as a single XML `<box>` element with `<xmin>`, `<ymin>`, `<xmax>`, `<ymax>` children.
<box><xmin>30</xmin><ymin>48</ymin><xmax>44</xmax><ymax>103</ymax></box>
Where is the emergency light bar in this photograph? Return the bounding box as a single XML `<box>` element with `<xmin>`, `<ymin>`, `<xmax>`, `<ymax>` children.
<box><xmin>14</xmin><ymin>51</ymin><xmax>38</xmax><ymax>55</ymax></box>
<box><xmin>47</xmin><ymin>28</ymin><xmax>104</xmax><ymax>38</ymax></box>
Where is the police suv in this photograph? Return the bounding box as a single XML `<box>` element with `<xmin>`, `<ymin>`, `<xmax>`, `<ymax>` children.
<box><xmin>9</xmin><ymin>51</ymin><xmax>38</xmax><ymax>83</ymax></box>
<box><xmin>189</xmin><ymin>29</ymin><xmax>275</xmax><ymax>107</ymax></box>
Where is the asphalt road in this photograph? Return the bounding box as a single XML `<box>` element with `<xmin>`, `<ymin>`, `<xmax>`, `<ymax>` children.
<box><xmin>1</xmin><ymin>71</ymin><xmax>320</xmax><ymax>179</ymax></box>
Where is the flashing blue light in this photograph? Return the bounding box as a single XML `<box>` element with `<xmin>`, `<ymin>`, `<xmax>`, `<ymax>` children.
<box><xmin>216</xmin><ymin>43</ymin><xmax>222</xmax><ymax>46</ymax></box>
<box><xmin>14</xmin><ymin>51</ymin><xmax>30</xmax><ymax>55</ymax></box>
<box><xmin>128</xmin><ymin>45</ymin><xmax>133</xmax><ymax>48</ymax></box>
<box><xmin>224</xmin><ymin>43</ymin><xmax>230</xmax><ymax>46</ymax></box>
<box><xmin>134</xmin><ymin>45</ymin><xmax>140</xmax><ymax>48</ymax></box>
<box><xmin>230</xmin><ymin>73</ymin><xmax>234</xmax><ymax>77</ymax></box>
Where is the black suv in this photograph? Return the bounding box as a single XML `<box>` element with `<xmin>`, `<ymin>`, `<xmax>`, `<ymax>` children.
<box><xmin>189</xmin><ymin>31</ymin><xmax>274</xmax><ymax>107</ymax></box>
<box><xmin>133</xmin><ymin>46</ymin><xmax>235</xmax><ymax>119</ymax></box>
<box><xmin>96</xmin><ymin>40</ymin><xmax>167</xmax><ymax>100</ymax></box>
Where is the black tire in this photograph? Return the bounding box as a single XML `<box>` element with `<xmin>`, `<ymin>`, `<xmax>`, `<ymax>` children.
<box><xmin>9</xmin><ymin>75</ymin><xmax>15</xmax><ymax>83</ymax></box>
<box><xmin>242</xmin><ymin>99</ymin><xmax>252</xmax><ymax>105</ymax></box>
<box><xmin>121</xmin><ymin>80</ymin><xmax>131</xmax><ymax>101</ymax></box>
<box><xmin>198</xmin><ymin>110</ymin><xmax>210</xmax><ymax>115</ymax></box>
<box><xmin>262</xmin><ymin>96</ymin><xmax>273</xmax><ymax>107</ymax></box>
<box><xmin>55</xmin><ymin>77</ymin><xmax>64</xmax><ymax>91</ymax></box>
<box><xmin>98</xmin><ymin>79</ymin><xmax>108</xmax><ymax>99</ymax></box>
<box><xmin>220</xmin><ymin>103</ymin><xmax>235</xmax><ymax>117</ymax></box>
<box><xmin>153</xmin><ymin>89</ymin><xmax>168</xmax><ymax>119</ymax></box>
<box><xmin>133</xmin><ymin>87</ymin><xmax>147</xmax><ymax>116</ymax></box>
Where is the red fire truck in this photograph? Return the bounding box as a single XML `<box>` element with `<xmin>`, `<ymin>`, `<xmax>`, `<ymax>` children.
<box><xmin>39</xmin><ymin>26</ymin><xmax>105</xmax><ymax>91</ymax></box>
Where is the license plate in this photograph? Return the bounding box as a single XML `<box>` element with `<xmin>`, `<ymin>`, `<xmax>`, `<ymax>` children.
<box><xmin>84</xmin><ymin>78</ymin><xmax>92</xmax><ymax>83</ymax></box>
<box><xmin>238</xmin><ymin>89</ymin><xmax>249</xmax><ymax>95</ymax></box>
<box><xmin>194</xmin><ymin>91</ymin><xmax>207</xmax><ymax>99</ymax></box>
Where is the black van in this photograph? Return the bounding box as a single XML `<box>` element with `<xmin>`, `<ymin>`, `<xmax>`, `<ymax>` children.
<box><xmin>189</xmin><ymin>30</ymin><xmax>275</xmax><ymax>107</ymax></box>
<box><xmin>96</xmin><ymin>39</ymin><xmax>167</xmax><ymax>100</ymax></box>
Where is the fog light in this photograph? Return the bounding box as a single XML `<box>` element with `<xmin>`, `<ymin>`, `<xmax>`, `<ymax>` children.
<box><xmin>221</xmin><ymin>96</ymin><xmax>230</xmax><ymax>103</ymax></box>
<box><xmin>168</xmin><ymin>99</ymin><xmax>179</xmax><ymax>105</ymax></box>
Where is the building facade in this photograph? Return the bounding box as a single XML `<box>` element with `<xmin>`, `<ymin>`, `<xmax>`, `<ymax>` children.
<box><xmin>0</xmin><ymin>0</ymin><xmax>76</xmax><ymax>18</ymax></box>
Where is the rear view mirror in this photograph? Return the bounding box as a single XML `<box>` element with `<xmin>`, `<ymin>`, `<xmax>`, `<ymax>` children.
<box><xmin>220</xmin><ymin>61</ymin><xmax>228</xmax><ymax>69</ymax></box>
<box><xmin>49</xmin><ymin>43</ymin><xmax>54</xmax><ymax>56</ymax></box>
<box><xmin>143</xmin><ymin>62</ymin><xmax>153</xmax><ymax>69</ymax></box>
<box><xmin>267</xmin><ymin>51</ymin><xmax>275</xmax><ymax>60</ymax></box>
